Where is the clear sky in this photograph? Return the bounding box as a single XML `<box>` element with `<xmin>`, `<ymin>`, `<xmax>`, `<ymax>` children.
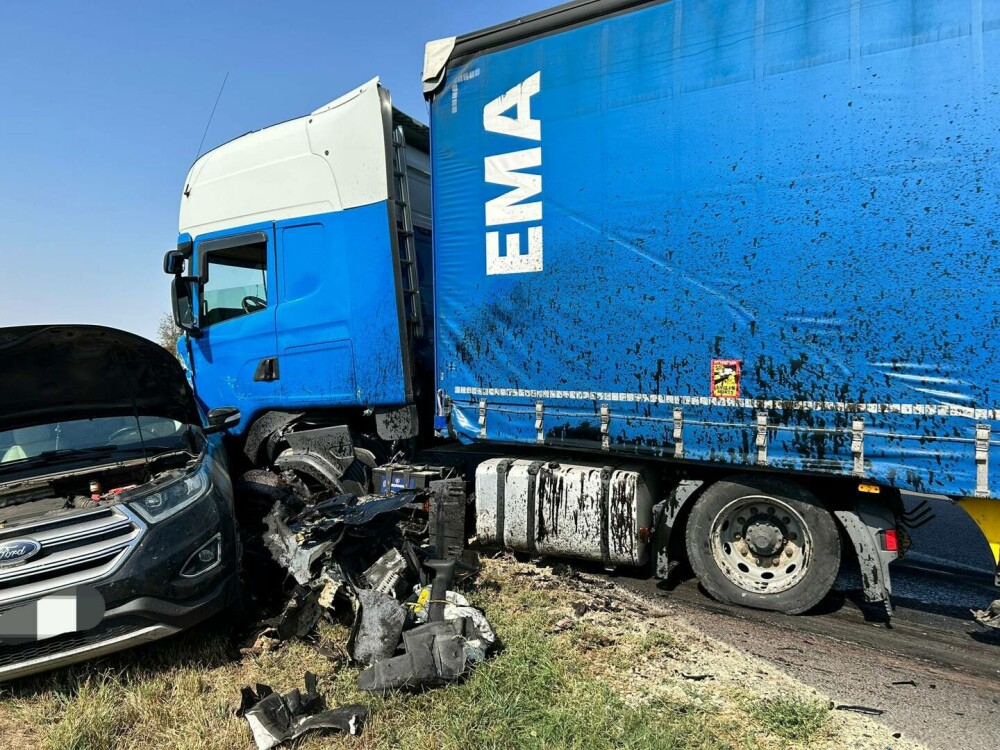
<box><xmin>0</xmin><ymin>0</ymin><xmax>554</xmax><ymax>341</ymax></box>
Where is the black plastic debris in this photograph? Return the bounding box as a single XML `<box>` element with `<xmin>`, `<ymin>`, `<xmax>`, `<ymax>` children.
<box><xmin>270</xmin><ymin>584</ymin><xmax>325</xmax><ymax>640</ymax></box>
<box><xmin>834</xmin><ymin>704</ymin><xmax>885</xmax><ymax>716</ymax></box>
<box><xmin>347</xmin><ymin>589</ymin><xmax>407</xmax><ymax>666</ymax></box>
<box><xmin>237</xmin><ymin>672</ymin><xmax>366</xmax><ymax>749</ymax></box>
<box><xmin>354</xmin><ymin>562</ymin><xmax>498</xmax><ymax>694</ymax></box>
<box><xmin>358</xmin><ymin>618</ymin><xmax>468</xmax><ymax>693</ymax></box>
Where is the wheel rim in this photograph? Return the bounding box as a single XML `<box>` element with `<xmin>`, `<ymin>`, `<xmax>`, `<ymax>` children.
<box><xmin>709</xmin><ymin>494</ymin><xmax>812</xmax><ymax>594</ymax></box>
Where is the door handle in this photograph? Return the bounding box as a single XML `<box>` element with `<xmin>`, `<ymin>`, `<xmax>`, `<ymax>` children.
<box><xmin>253</xmin><ymin>357</ymin><xmax>280</xmax><ymax>382</ymax></box>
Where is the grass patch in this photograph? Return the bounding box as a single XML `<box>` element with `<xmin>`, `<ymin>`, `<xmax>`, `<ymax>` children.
<box><xmin>635</xmin><ymin>628</ymin><xmax>681</xmax><ymax>657</ymax></box>
<box><xmin>745</xmin><ymin>696</ymin><xmax>830</xmax><ymax>743</ymax></box>
<box><xmin>0</xmin><ymin>560</ymin><xmax>871</xmax><ymax>749</ymax></box>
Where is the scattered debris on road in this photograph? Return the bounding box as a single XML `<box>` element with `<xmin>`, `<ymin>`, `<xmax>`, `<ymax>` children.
<box><xmin>834</xmin><ymin>704</ymin><xmax>886</xmax><ymax>716</ymax></box>
<box><xmin>234</xmin><ymin>477</ymin><xmax>498</xmax><ymax>745</ymax></box>
<box><xmin>680</xmin><ymin>672</ymin><xmax>714</xmax><ymax>681</ymax></box>
<box><xmin>971</xmin><ymin>599</ymin><xmax>1000</xmax><ymax>629</ymax></box>
<box><xmin>236</xmin><ymin>672</ymin><xmax>366</xmax><ymax>749</ymax></box>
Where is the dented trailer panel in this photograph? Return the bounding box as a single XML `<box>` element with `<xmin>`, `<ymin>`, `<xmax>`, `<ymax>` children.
<box><xmin>476</xmin><ymin>458</ymin><xmax>655</xmax><ymax>566</ymax></box>
<box><xmin>428</xmin><ymin>0</ymin><xmax>1000</xmax><ymax>500</ymax></box>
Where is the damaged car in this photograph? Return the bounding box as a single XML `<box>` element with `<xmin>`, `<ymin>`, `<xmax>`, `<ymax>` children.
<box><xmin>0</xmin><ymin>324</ymin><xmax>241</xmax><ymax>680</ymax></box>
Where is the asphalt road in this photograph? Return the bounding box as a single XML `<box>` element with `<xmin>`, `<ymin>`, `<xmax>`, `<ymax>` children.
<box><xmin>610</xmin><ymin>492</ymin><xmax>1000</xmax><ymax>749</ymax></box>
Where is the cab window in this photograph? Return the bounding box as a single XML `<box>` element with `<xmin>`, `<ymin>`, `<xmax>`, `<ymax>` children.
<box><xmin>201</xmin><ymin>242</ymin><xmax>267</xmax><ymax>327</ymax></box>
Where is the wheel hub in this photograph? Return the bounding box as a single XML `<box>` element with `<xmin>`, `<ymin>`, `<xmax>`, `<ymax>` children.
<box><xmin>745</xmin><ymin>520</ymin><xmax>784</xmax><ymax>556</ymax></box>
<box><xmin>710</xmin><ymin>496</ymin><xmax>812</xmax><ymax>594</ymax></box>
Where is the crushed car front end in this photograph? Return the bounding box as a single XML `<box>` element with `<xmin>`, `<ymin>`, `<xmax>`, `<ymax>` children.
<box><xmin>0</xmin><ymin>325</ymin><xmax>241</xmax><ymax>681</ymax></box>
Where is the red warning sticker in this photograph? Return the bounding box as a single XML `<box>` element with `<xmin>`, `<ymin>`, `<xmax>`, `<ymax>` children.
<box><xmin>711</xmin><ymin>359</ymin><xmax>741</xmax><ymax>399</ymax></box>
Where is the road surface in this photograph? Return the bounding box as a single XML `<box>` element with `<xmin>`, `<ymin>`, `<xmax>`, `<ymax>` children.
<box><xmin>612</xmin><ymin>493</ymin><xmax>1000</xmax><ymax>749</ymax></box>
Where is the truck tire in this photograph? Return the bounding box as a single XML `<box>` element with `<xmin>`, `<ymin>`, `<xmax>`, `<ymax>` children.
<box><xmin>684</xmin><ymin>475</ymin><xmax>840</xmax><ymax>614</ymax></box>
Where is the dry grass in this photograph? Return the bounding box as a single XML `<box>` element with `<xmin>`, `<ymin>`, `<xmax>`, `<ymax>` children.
<box><xmin>0</xmin><ymin>557</ymin><xmax>919</xmax><ymax>750</ymax></box>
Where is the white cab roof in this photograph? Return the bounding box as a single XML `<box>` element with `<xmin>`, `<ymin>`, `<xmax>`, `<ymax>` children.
<box><xmin>179</xmin><ymin>78</ymin><xmax>391</xmax><ymax>238</ymax></box>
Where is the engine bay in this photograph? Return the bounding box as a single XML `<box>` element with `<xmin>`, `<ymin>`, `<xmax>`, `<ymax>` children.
<box><xmin>0</xmin><ymin>450</ymin><xmax>195</xmax><ymax>526</ymax></box>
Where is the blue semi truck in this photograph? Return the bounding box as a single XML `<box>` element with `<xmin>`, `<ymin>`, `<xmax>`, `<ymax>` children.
<box><xmin>165</xmin><ymin>0</ymin><xmax>1000</xmax><ymax>619</ymax></box>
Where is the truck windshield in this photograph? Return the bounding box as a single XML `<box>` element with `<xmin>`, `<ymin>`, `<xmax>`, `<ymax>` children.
<box><xmin>0</xmin><ymin>416</ymin><xmax>188</xmax><ymax>467</ymax></box>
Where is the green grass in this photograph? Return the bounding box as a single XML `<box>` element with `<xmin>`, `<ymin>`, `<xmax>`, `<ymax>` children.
<box><xmin>745</xmin><ymin>696</ymin><xmax>830</xmax><ymax>743</ymax></box>
<box><xmin>0</xmin><ymin>560</ymin><xmax>848</xmax><ymax>750</ymax></box>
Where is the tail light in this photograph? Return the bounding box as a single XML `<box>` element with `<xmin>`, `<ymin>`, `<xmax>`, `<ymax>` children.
<box><xmin>881</xmin><ymin>528</ymin><xmax>899</xmax><ymax>553</ymax></box>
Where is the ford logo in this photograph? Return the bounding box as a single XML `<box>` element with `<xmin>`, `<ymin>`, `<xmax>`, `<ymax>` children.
<box><xmin>0</xmin><ymin>539</ymin><xmax>41</xmax><ymax>568</ymax></box>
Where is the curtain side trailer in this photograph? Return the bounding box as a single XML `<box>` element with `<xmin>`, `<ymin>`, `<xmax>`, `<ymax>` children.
<box><xmin>167</xmin><ymin>0</ymin><xmax>1000</xmax><ymax>620</ymax></box>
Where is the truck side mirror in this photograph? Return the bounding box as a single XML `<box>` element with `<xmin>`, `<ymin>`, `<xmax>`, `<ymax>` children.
<box><xmin>205</xmin><ymin>406</ymin><xmax>241</xmax><ymax>434</ymax></box>
<box><xmin>163</xmin><ymin>250</ymin><xmax>186</xmax><ymax>275</ymax></box>
<box><xmin>171</xmin><ymin>277</ymin><xmax>200</xmax><ymax>335</ymax></box>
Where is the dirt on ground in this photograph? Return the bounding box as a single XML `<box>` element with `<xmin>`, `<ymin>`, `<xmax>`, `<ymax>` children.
<box><xmin>502</xmin><ymin>559</ymin><xmax>925</xmax><ymax>750</ymax></box>
<box><xmin>616</xmin><ymin>570</ymin><xmax>1000</xmax><ymax>750</ymax></box>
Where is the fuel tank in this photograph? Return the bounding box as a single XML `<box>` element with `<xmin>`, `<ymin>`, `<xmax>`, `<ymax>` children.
<box><xmin>475</xmin><ymin>458</ymin><xmax>656</xmax><ymax>567</ymax></box>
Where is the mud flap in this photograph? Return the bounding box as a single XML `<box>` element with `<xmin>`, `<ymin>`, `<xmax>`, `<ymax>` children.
<box><xmin>652</xmin><ymin>480</ymin><xmax>704</xmax><ymax>579</ymax></box>
<box><xmin>834</xmin><ymin>502</ymin><xmax>898</xmax><ymax>615</ymax></box>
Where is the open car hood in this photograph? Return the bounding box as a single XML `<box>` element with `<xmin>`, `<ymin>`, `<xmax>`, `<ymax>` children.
<box><xmin>0</xmin><ymin>325</ymin><xmax>201</xmax><ymax>432</ymax></box>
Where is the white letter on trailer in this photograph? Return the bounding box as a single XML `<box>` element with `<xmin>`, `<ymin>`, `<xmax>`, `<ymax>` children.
<box><xmin>483</xmin><ymin>71</ymin><xmax>541</xmax><ymax>141</ymax></box>
<box><xmin>486</xmin><ymin>226</ymin><xmax>543</xmax><ymax>275</ymax></box>
<box><xmin>483</xmin><ymin>72</ymin><xmax>543</xmax><ymax>276</ymax></box>
<box><xmin>484</xmin><ymin>148</ymin><xmax>542</xmax><ymax>226</ymax></box>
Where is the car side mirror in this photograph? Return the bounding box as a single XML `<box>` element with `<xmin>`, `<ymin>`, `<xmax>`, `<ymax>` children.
<box><xmin>205</xmin><ymin>406</ymin><xmax>241</xmax><ymax>434</ymax></box>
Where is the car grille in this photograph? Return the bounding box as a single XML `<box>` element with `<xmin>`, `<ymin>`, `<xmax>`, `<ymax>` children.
<box><xmin>0</xmin><ymin>616</ymin><xmax>148</xmax><ymax>669</ymax></box>
<box><xmin>0</xmin><ymin>506</ymin><xmax>145</xmax><ymax>608</ymax></box>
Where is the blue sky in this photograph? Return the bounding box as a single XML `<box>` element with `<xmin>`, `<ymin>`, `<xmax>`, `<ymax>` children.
<box><xmin>0</xmin><ymin>0</ymin><xmax>553</xmax><ymax>341</ymax></box>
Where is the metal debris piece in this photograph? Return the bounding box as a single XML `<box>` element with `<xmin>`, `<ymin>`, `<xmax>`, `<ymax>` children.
<box><xmin>317</xmin><ymin>564</ymin><xmax>348</xmax><ymax>608</ymax></box>
<box><xmin>299</xmin><ymin>491</ymin><xmax>417</xmax><ymax>529</ymax></box>
<box><xmin>247</xmin><ymin>483</ymin><xmax>497</xmax><ymax>700</ymax></box>
<box><xmin>263</xmin><ymin>505</ymin><xmax>336</xmax><ymax>586</ymax></box>
<box><xmin>363</xmin><ymin>548</ymin><xmax>410</xmax><ymax>599</ymax></box>
<box><xmin>238</xmin><ymin>672</ymin><xmax>366</xmax><ymax>749</ymax></box>
<box><xmin>972</xmin><ymin>599</ymin><xmax>1000</xmax><ymax>629</ymax></box>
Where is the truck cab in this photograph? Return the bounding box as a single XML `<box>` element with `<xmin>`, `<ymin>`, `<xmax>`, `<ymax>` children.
<box><xmin>166</xmin><ymin>79</ymin><xmax>432</xmax><ymax>449</ymax></box>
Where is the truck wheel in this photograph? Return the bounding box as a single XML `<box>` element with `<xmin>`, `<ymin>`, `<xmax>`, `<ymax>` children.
<box><xmin>684</xmin><ymin>475</ymin><xmax>840</xmax><ymax>614</ymax></box>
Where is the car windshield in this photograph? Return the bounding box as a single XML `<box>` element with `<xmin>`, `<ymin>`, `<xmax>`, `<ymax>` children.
<box><xmin>0</xmin><ymin>416</ymin><xmax>189</xmax><ymax>467</ymax></box>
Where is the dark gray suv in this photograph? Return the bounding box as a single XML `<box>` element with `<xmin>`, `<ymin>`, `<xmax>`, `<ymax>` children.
<box><xmin>0</xmin><ymin>325</ymin><xmax>241</xmax><ymax>681</ymax></box>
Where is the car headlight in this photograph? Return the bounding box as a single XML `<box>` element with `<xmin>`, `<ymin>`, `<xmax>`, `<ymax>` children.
<box><xmin>129</xmin><ymin>459</ymin><xmax>212</xmax><ymax>523</ymax></box>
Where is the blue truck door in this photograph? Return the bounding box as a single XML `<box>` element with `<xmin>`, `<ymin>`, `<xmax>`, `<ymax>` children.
<box><xmin>189</xmin><ymin>226</ymin><xmax>279</xmax><ymax>426</ymax></box>
<box><xmin>274</xmin><ymin>218</ymin><xmax>357</xmax><ymax>405</ymax></box>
